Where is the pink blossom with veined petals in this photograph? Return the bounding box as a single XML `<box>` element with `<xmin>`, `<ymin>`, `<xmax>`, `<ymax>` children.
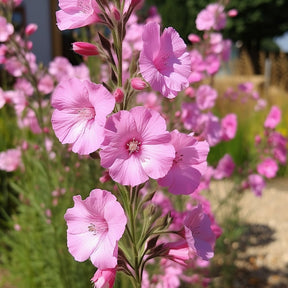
<box><xmin>0</xmin><ymin>16</ymin><xmax>14</xmax><ymax>42</ymax></box>
<box><xmin>64</xmin><ymin>189</ymin><xmax>127</xmax><ymax>269</ymax></box>
<box><xmin>56</xmin><ymin>0</ymin><xmax>101</xmax><ymax>31</ymax></box>
<box><xmin>91</xmin><ymin>268</ymin><xmax>116</xmax><ymax>288</ymax></box>
<box><xmin>100</xmin><ymin>106</ymin><xmax>175</xmax><ymax>187</ymax></box>
<box><xmin>184</xmin><ymin>204</ymin><xmax>216</xmax><ymax>261</ymax></box>
<box><xmin>139</xmin><ymin>22</ymin><xmax>191</xmax><ymax>99</ymax></box>
<box><xmin>158</xmin><ymin>130</ymin><xmax>209</xmax><ymax>195</ymax></box>
<box><xmin>51</xmin><ymin>77</ymin><xmax>115</xmax><ymax>155</ymax></box>
<box><xmin>0</xmin><ymin>148</ymin><xmax>22</xmax><ymax>172</ymax></box>
<box><xmin>257</xmin><ymin>158</ymin><xmax>278</xmax><ymax>179</ymax></box>
<box><xmin>264</xmin><ymin>105</ymin><xmax>281</xmax><ymax>129</ymax></box>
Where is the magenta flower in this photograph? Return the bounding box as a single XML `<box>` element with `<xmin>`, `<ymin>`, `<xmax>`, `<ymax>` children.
<box><xmin>158</xmin><ymin>130</ymin><xmax>209</xmax><ymax>195</ymax></box>
<box><xmin>64</xmin><ymin>189</ymin><xmax>127</xmax><ymax>269</ymax></box>
<box><xmin>264</xmin><ymin>105</ymin><xmax>281</xmax><ymax>129</ymax></box>
<box><xmin>51</xmin><ymin>77</ymin><xmax>115</xmax><ymax>155</ymax></box>
<box><xmin>248</xmin><ymin>174</ymin><xmax>266</xmax><ymax>197</ymax></box>
<box><xmin>184</xmin><ymin>204</ymin><xmax>216</xmax><ymax>261</ymax></box>
<box><xmin>139</xmin><ymin>22</ymin><xmax>191</xmax><ymax>98</ymax></box>
<box><xmin>221</xmin><ymin>113</ymin><xmax>237</xmax><ymax>141</ymax></box>
<box><xmin>100</xmin><ymin>106</ymin><xmax>175</xmax><ymax>186</ymax></box>
<box><xmin>213</xmin><ymin>154</ymin><xmax>235</xmax><ymax>179</ymax></box>
<box><xmin>257</xmin><ymin>158</ymin><xmax>278</xmax><ymax>179</ymax></box>
<box><xmin>56</xmin><ymin>0</ymin><xmax>100</xmax><ymax>31</ymax></box>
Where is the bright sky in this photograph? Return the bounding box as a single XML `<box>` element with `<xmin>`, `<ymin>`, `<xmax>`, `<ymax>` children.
<box><xmin>274</xmin><ymin>32</ymin><xmax>288</xmax><ymax>52</ymax></box>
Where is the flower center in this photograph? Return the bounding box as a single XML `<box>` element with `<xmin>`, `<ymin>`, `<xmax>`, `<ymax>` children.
<box><xmin>78</xmin><ymin>107</ymin><xmax>95</xmax><ymax>120</ymax></box>
<box><xmin>173</xmin><ymin>151</ymin><xmax>183</xmax><ymax>164</ymax></box>
<box><xmin>88</xmin><ymin>219</ymin><xmax>108</xmax><ymax>236</ymax></box>
<box><xmin>126</xmin><ymin>138</ymin><xmax>141</xmax><ymax>155</ymax></box>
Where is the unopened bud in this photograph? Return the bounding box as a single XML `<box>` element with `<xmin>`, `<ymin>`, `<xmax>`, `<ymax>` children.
<box><xmin>131</xmin><ymin>77</ymin><xmax>148</xmax><ymax>90</ymax></box>
<box><xmin>113</xmin><ymin>88</ymin><xmax>124</xmax><ymax>103</ymax></box>
<box><xmin>72</xmin><ymin>42</ymin><xmax>99</xmax><ymax>56</ymax></box>
<box><xmin>188</xmin><ymin>33</ymin><xmax>200</xmax><ymax>43</ymax></box>
<box><xmin>25</xmin><ymin>23</ymin><xmax>38</xmax><ymax>36</ymax></box>
<box><xmin>112</xmin><ymin>6</ymin><xmax>121</xmax><ymax>21</ymax></box>
<box><xmin>227</xmin><ymin>9</ymin><xmax>238</xmax><ymax>17</ymax></box>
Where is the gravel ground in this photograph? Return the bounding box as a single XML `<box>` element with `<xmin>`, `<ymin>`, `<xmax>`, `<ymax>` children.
<box><xmin>211</xmin><ymin>178</ymin><xmax>288</xmax><ymax>288</ymax></box>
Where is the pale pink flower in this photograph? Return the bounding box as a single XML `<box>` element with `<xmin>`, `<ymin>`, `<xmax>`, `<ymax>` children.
<box><xmin>189</xmin><ymin>49</ymin><xmax>206</xmax><ymax>83</ymax></box>
<box><xmin>184</xmin><ymin>204</ymin><xmax>216</xmax><ymax>261</ymax></box>
<box><xmin>100</xmin><ymin>106</ymin><xmax>175</xmax><ymax>186</ymax></box>
<box><xmin>64</xmin><ymin>189</ymin><xmax>127</xmax><ymax>269</ymax></box>
<box><xmin>4</xmin><ymin>56</ymin><xmax>25</xmax><ymax>77</ymax></box>
<box><xmin>213</xmin><ymin>154</ymin><xmax>235</xmax><ymax>179</ymax></box>
<box><xmin>14</xmin><ymin>78</ymin><xmax>34</xmax><ymax>97</ymax></box>
<box><xmin>188</xmin><ymin>33</ymin><xmax>200</xmax><ymax>43</ymax></box>
<box><xmin>139</xmin><ymin>22</ymin><xmax>191</xmax><ymax>98</ymax></box>
<box><xmin>264</xmin><ymin>105</ymin><xmax>281</xmax><ymax>129</ymax></box>
<box><xmin>56</xmin><ymin>0</ymin><xmax>101</xmax><ymax>31</ymax></box>
<box><xmin>204</xmin><ymin>54</ymin><xmax>220</xmax><ymax>75</ymax></box>
<box><xmin>51</xmin><ymin>77</ymin><xmax>115</xmax><ymax>155</ymax></box>
<box><xmin>0</xmin><ymin>148</ymin><xmax>22</xmax><ymax>172</ymax></box>
<box><xmin>91</xmin><ymin>268</ymin><xmax>116</xmax><ymax>288</ymax></box>
<box><xmin>37</xmin><ymin>74</ymin><xmax>54</xmax><ymax>94</ymax></box>
<box><xmin>238</xmin><ymin>82</ymin><xmax>254</xmax><ymax>93</ymax></box>
<box><xmin>158</xmin><ymin>130</ymin><xmax>209</xmax><ymax>195</ymax></box>
<box><xmin>257</xmin><ymin>158</ymin><xmax>278</xmax><ymax>179</ymax></box>
<box><xmin>136</xmin><ymin>91</ymin><xmax>162</xmax><ymax>112</ymax></box>
<box><xmin>228</xmin><ymin>9</ymin><xmax>238</xmax><ymax>17</ymax></box>
<box><xmin>269</xmin><ymin>131</ymin><xmax>287</xmax><ymax>164</ymax></box>
<box><xmin>221</xmin><ymin>113</ymin><xmax>237</xmax><ymax>141</ymax></box>
<box><xmin>0</xmin><ymin>16</ymin><xmax>14</xmax><ymax>42</ymax></box>
<box><xmin>248</xmin><ymin>174</ymin><xmax>266</xmax><ymax>197</ymax></box>
<box><xmin>48</xmin><ymin>56</ymin><xmax>74</xmax><ymax>82</ymax></box>
<box><xmin>195</xmin><ymin>85</ymin><xmax>217</xmax><ymax>110</ymax></box>
<box><xmin>196</xmin><ymin>3</ymin><xmax>226</xmax><ymax>31</ymax></box>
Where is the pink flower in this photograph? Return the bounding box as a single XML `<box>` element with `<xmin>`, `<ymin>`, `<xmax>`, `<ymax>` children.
<box><xmin>158</xmin><ymin>130</ymin><xmax>209</xmax><ymax>195</ymax></box>
<box><xmin>100</xmin><ymin>106</ymin><xmax>175</xmax><ymax>186</ymax></box>
<box><xmin>248</xmin><ymin>174</ymin><xmax>266</xmax><ymax>197</ymax></box>
<box><xmin>221</xmin><ymin>113</ymin><xmax>237</xmax><ymax>141</ymax></box>
<box><xmin>0</xmin><ymin>148</ymin><xmax>22</xmax><ymax>172</ymax></box>
<box><xmin>37</xmin><ymin>74</ymin><xmax>54</xmax><ymax>94</ymax></box>
<box><xmin>0</xmin><ymin>16</ymin><xmax>14</xmax><ymax>42</ymax></box>
<box><xmin>184</xmin><ymin>205</ymin><xmax>216</xmax><ymax>261</ymax></box>
<box><xmin>188</xmin><ymin>33</ymin><xmax>201</xmax><ymax>43</ymax></box>
<box><xmin>228</xmin><ymin>9</ymin><xmax>238</xmax><ymax>17</ymax></box>
<box><xmin>64</xmin><ymin>189</ymin><xmax>127</xmax><ymax>269</ymax></box>
<box><xmin>264</xmin><ymin>105</ymin><xmax>281</xmax><ymax>129</ymax></box>
<box><xmin>139</xmin><ymin>22</ymin><xmax>191</xmax><ymax>98</ymax></box>
<box><xmin>196</xmin><ymin>3</ymin><xmax>226</xmax><ymax>31</ymax></box>
<box><xmin>51</xmin><ymin>77</ymin><xmax>115</xmax><ymax>155</ymax></box>
<box><xmin>189</xmin><ymin>49</ymin><xmax>206</xmax><ymax>83</ymax></box>
<box><xmin>257</xmin><ymin>158</ymin><xmax>278</xmax><ymax>179</ymax></box>
<box><xmin>213</xmin><ymin>154</ymin><xmax>235</xmax><ymax>179</ymax></box>
<box><xmin>195</xmin><ymin>85</ymin><xmax>217</xmax><ymax>110</ymax></box>
<box><xmin>91</xmin><ymin>268</ymin><xmax>116</xmax><ymax>288</ymax></box>
<box><xmin>56</xmin><ymin>0</ymin><xmax>101</xmax><ymax>31</ymax></box>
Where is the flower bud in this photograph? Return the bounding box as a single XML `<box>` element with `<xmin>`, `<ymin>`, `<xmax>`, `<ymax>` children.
<box><xmin>113</xmin><ymin>88</ymin><xmax>124</xmax><ymax>103</ymax></box>
<box><xmin>112</xmin><ymin>6</ymin><xmax>121</xmax><ymax>21</ymax></box>
<box><xmin>131</xmin><ymin>77</ymin><xmax>148</xmax><ymax>90</ymax></box>
<box><xmin>188</xmin><ymin>33</ymin><xmax>200</xmax><ymax>43</ymax></box>
<box><xmin>227</xmin><ymin>9</ymin><xmax>238</xmax><ymax>17</ymax></box>
<box><xmin>25</xmin><ymin>23</ymin><xmax>38</xmax><ymax>36</ymax></box>
<box><xmin>72</xmin><ymin>42</ymin><xmax>99</xmax><ymax>56</ymax></box>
